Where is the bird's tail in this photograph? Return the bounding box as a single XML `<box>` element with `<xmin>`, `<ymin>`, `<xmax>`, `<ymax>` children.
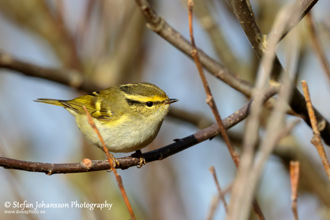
<box><xmin>34</xmin><ymin>98</ymin><xmax>64</xmax><ymax>107</ymax></box>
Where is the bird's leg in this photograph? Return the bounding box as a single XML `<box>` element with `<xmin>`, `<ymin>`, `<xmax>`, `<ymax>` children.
<box><xmin>99</xmin><ymin>146</ymin><xmax>120</xmax><ymax>168</ymax></box>
<box><xmin>109</xmin><ymin>153</ymin><xmax>120</xmax><ymax>168</ymax></box>
<box><xmin>131</xmin><ymin>150</ymin><xmax>146</xmax><ymax>168</ymax></box>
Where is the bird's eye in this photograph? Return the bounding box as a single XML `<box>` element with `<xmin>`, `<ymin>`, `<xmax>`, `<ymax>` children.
<box><xmin>146</xmin><ymin>101</ymin><xmax>153</xmax><ymax>107</ymax></box>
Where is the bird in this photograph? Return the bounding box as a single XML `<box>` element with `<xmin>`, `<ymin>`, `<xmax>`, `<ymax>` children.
<box><xmin>35</xmin><ymin>82</ymin><xmax>178</xmax><ymax>166</ymax></box>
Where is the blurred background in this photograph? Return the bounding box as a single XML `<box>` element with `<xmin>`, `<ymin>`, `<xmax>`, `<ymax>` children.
<box><xmin>0</xmin><ymin>0</ymin><xmax>329</xmax><ymax>219</ymax></box>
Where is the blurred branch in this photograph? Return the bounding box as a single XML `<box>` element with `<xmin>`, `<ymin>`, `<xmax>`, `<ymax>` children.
<box><xmin>209</xmin><ymin>166</ymin><xmax>228</xmax><ymax>214</ymax></box>
<box><xmin>76</xmin><ymin>0</ymin><xmax>96</xmax><ymax>45</ymax></box>
<box><xmin>0</xmin><ymin>84</ymin><xmax>279</xmax><ymax>174</ymax></box>
<box><xmin>0</xmin><ymin>1</ymin><xmax>82</xmax><ymax>70</ymax></box>
<box><xmin>207</xmin><ymin>184</ymin><xmax>232</xmax><ymax>220</ymax></box>
<box><xmin>0</xmin><ymin>52</ymin><xmax>99</xmax><ymax>92</ymax></box>
<box><xmin>55</xmin><ymin>0</ymin><xmax>66</xmax><ymax>36</ymax></box>
<box><xmin>168</xmin><ymin>108</ymin><xmax>213</xmax><ymax>129</ymax></box>
<box><xmin>275</xmin><ymin>143</ymin><xmax>330</xmax><ymax>208</ymax></box>
<box><xmin>230</xmin><ymin>132</ymin><xmax>330</xmax><ymax>208</ymax></box>
<box><xmin>193</xmin><ymin>0</ymin><xmax>241</xmax><ymax>74</ymax></box>
<box><xmin>306</xmin><ymin>13</ymin><xmax>330</xmax><ymax>84</ymax></box>
<box><xmin>268</xmin><ymin>0</ymin><xmax>318</xmax><ymax>42</ymax></box>
<box><xmin>227</xmin><ymin>0</ymin><xmax>330</xmax><ymax>146</ymax></box>
<box><xmin>231</xmin><ymin>0</ymin><xmax>317</xmax><ymax>53</ymax></box>
<box><xmin>52</xmin><ymin>0</ymin><xmax>82</xmax><ymax>70</ymax></box>
<box><xmin>92</xmin><ymin>2</ymin><xmax>146</xmax><ymax>87</ymax></box>
<box><xmin>228</xmin><ymin>5</ymin><xmax>297</xmax><ymax>217</ymax></box>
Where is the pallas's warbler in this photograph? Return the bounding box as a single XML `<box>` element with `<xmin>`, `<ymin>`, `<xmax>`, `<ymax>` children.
<box><xmin>35</xmin><ymin>83</ymin><xmax>178</xmax><ymax>155</ymax></box>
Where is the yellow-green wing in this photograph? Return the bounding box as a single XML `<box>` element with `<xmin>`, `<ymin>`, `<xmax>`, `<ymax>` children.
<box><xmin>65</xmin><ymin>94</ymin><xmax>115</xmax><ymax>120</ymax></box>
<box><xmin>36</xmin><ymin>93</ymin><xmax>114</xmax><ymax>120</ymax></box>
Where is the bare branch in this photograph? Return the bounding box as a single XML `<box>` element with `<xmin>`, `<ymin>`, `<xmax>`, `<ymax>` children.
<box><xmin>209</xmin><ymin>166</ymin><xmax>228</xmax><ymax>213</ymax></box>
<box><xmin>301</xmin><ymin>80</ymin><xmax>330</xmax><ymax>181</ymax></box>
<box><xmin>193</xmin><ymin>0</ymin><xmax>241</xmax><ymax>74</ymax></box>
<box><xmin>268</xmin><ymin>0</ymin><xmax>319</xmax><ymax>42</ymax></box>
<box><xmin>290</xmin><ymin>161</ymin><xmax>300</xmax><ymax>220</ymax></box>
<box><xmin>306</xmin><ymin>13</ymin><xmax>330</xmax><ymax>84</ymax></box>
<box><xmin>0</xmin><ymin>52</ymin><xmax>99</xmax><ymax>92</ymax></box>
<box><xmin>206</xmin><ymin>184</ymin><xmax>232</xmax><ymax>220</ymax></box>
<box><xmin>187</xmin><ymin>0</ymin><xmax>239</xmax><ymax>167</ymax></box>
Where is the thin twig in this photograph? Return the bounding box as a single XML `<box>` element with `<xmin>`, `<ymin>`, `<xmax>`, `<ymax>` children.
<box><xmin>76</xmin><ymin>0</ymin><xmax>96</xmax><ymax>45</ymax></box>
<box><xmin>306</xmin><ymin>13</ymin><xmax>330</xmax><ymax>84</ymax></box>
<box><xmin>207</xmin><ymin>196</ymin><xmax>220</xmax><ymax>220</ymax></box>
<box><xmin>209</xmin><ymin>166</ymin><xmax>228</xmax><ymax>213</ymax></box>
<box><xmin>187</xmin><ymin>0</ymin><xmax>238</xmax><ymax>170</ymax></box>
<box><xmin>206</xmin><ymin>184</ymin><xmax>232</xmax><ymax>220</ymax></box>
<box><xmin>46</xmin><ymin>1</ymin><xmax>82</xmax><ymax>70</ymax></box>
<box><xmin>193</xmin><ymin>0</ymin><xmax>240</xmax><ymax>74</ymax></box>
<box><xmin>55</xmin><ymin>0</ymin><xmax>65</xmax><ymax>30</ymax></box>
<box><xmin>290</xmin><ymin>161</ymin><xmax>300</xmax><ymax>220</ymax></box>
<box><xmin>301</xmin><ymin>81</ymin><xmax>330</xmax><ymax>181</ymax></box>
<box><xmin>82</xmin><ymin>106</ymin><xmax>136</xmax><ymax>220</ymax></box>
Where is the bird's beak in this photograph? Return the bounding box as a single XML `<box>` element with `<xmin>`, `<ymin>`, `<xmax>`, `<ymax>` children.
<box><xmin>166</xmin><ymin>98</ymin><xmax>178</xmax><ymax>104</ymax></box>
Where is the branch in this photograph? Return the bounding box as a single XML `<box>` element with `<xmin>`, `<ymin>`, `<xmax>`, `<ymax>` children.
<box><xmin>0</xmin><ymin>85</ymin><xmax>278</xmax><ymax>174</ymax></box>
<box><xmin>229</xmin><ymin>0</ymin><xmax>318</xmax><ymax>56</ymax></box>
<box><xmin>209</xmin><ymin>166</ymin><xmax>228</xmax><ymax>213</ymax></box>
<box><xmin>290</xmin><ymin>161</ymin><xmax>300</xmax><ymax>220</ymax></box>
<box><xmin>207</xmin><ymin>175</ymin><xmax>231</xmax><ymax>220</ymax></box>
<box><xmin>187</xmin><ymin>0</ymin><xmax>239</xmax><ymax>166</ymax></box>
<box><xmin>301</xmin><ymin>81</ymin><xmax>330</xmax><ymax>181</ymax></box>
<box><xmin>0</xmin><ymin>52</ymin><xmax>100</xmax><ymax>92</ymax></box>
<box><xmin>193</xmin><ymin>0</ymin><xmax>241</xmax><ymax>74</ymax></box>
<box><xmin>51</xmin><ymin>0</ymin><xmax>82</xmax><ymax>70</ymax></box>
<box><xmin>306</xmin><ymin>13</ymin><xmax>330</xmax><ymax>84</ymax></box>
<box><xmin>268</xmin><ymin>0</ymin><xmax>319</xmax><ymax>42</ymax></box>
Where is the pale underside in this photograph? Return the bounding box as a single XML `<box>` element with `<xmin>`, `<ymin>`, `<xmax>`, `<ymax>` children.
<box><xmin>67</xmin><ymin>106</ymin><xmax>168</xmax><ymax>153</ymax></box>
